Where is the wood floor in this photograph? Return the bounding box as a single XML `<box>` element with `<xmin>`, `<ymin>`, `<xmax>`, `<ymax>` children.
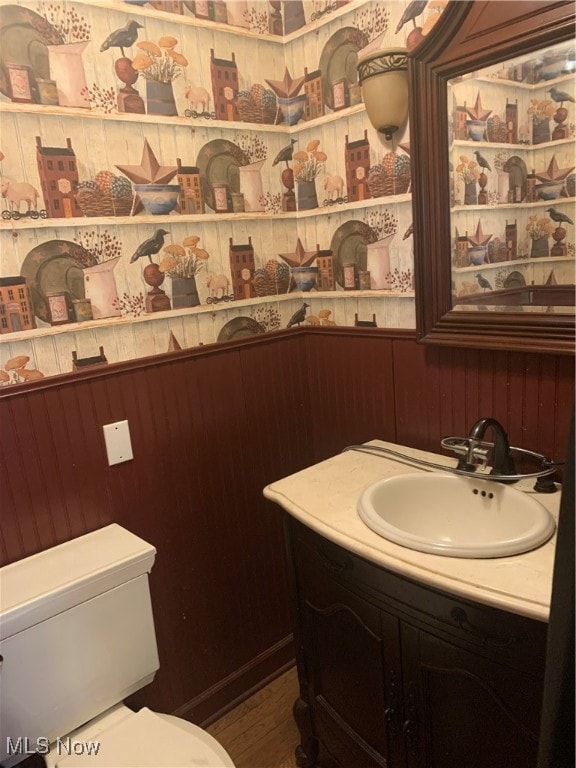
<box><xmin>206</xmin><ymin>666</ymin><xmax>301</xmax><ymax>768</ymax></box>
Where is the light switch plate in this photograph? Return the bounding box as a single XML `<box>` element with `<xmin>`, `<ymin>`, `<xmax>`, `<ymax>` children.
<box><xmin>103</xmin><ymin>420</ymin><xmax>133</xmax><ymax>466</ymax></box>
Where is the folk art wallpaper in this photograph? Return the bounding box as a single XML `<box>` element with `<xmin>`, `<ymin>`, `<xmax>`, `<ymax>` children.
<box><xmin>447</xmin><ymin>43</ymin><xmax>575</xmax><ymax>310</ymax></box>
<box><xmin>0</xmin><ymin>0</ymin><xmax>573</xmax><ymax>384</ymax></box>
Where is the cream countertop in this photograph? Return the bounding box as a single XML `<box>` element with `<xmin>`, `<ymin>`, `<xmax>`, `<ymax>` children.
<box><xmin>264</xmin><ymin>440</ymin><xmax>561</xmax><ymax>623</ymax></box>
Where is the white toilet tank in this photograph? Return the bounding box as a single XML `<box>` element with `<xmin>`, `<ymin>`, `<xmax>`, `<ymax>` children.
<box><xmin>0</xmin><ymin>525</ymin><xmax>160</xmax><ymax>766</ymax></box>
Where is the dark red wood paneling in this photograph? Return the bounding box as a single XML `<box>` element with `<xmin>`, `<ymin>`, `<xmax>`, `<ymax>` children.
<box><xmin>0</xmin><ymin>334</ymin><xmax>313</xmax><ymax>724</ymax></box>
<box><xmin>304</xmin><ymin>331</ymin><xmax>397</xmax><ymax>462</ymax></box>
<box><xmin>0</xmin><ymin>329</ymin><xmax>573</xmax><ymax>726</ymax></box>
<box><xmin>392</xmin><ymin>338</ymin><xmax>574</xmax><ymax>468</ymax></box>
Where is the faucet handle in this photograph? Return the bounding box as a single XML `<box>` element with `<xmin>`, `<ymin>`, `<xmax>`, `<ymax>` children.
<box><xmin>441</xmin><ymin>436</ymin><xmax>489</xmax><ymax>471</ymax></box>
<box><xmin>441</xmin><ymin>437</ymin><xmax>470</xmax><ymax>456</ymax></box>
<box><xmin>470</xmin><ymin>443</ymin><xmax>489</xmax><ymax>470</ymax></box>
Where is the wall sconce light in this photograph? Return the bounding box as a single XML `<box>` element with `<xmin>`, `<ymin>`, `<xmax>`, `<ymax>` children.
<box><xmin>357</xmin><ymin>48</ymin><xmax>409</xmax><ymax>140</ymax></box>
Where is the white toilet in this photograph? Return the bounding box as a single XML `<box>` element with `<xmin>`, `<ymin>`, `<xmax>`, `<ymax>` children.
<box><xmin>0</xmin><ymin>524</ymin><xmax>236</xmax><ymax>768</ymax></box>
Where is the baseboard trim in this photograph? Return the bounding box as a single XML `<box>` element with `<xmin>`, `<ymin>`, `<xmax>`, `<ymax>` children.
<box><xmin>172</xmin><ymin>633</ymin><xmax>295</xmax><ymax>725</ymax></box>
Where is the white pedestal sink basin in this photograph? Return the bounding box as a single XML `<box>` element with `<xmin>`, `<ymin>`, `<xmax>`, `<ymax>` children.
<box><xmin>358</xmin><ymin>473</ymin><xmax>556</xmax><ymax>558</ymax></box>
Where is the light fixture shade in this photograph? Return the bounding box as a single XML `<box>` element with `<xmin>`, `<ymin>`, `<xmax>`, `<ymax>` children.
<box><xmin>357</xmin><ymin>48</ymin><xmax>408</xmax><ymax>139</ymax></box>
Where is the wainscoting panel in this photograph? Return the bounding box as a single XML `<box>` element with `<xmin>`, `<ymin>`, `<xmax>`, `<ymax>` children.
<box><xmin>0</xmin><ymin>334</ymin><xmax>311</xmax><ymax>722</ymax></box>
<box><xmin>0</xmin><ymin>329</ymin><xmax>573</xmax><ymax>724</ymax></box>
<box><xmin>392</xmin><ymin>339</ymin><xmax>574</xmax><ymax>467</ymax></box>
<box><xmin>303</xmin><ymin>330</ymin><xmax>398</xmax><ymax>462</ymax></box>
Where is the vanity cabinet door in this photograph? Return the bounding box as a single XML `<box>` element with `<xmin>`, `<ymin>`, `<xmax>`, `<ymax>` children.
<box><xmin>400</xmin><ymin>623</ymin><xmax>544</xmax><ymax>768</ymax></box>
<box><xmin>294</xmin><ymin>541</ymin><xmax>403</xmax><ymax>768</ymax></box>
<box><xmin>286</xmin><ymin>519</ymin><xmax>547</xmax><ymax>768</ymax></box>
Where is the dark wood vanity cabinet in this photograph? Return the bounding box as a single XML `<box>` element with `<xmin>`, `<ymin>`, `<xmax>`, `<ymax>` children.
<box><xmin>286</xmin><ymin>518</ymin><xmax>548</xmax><ymax>768</ymax></box>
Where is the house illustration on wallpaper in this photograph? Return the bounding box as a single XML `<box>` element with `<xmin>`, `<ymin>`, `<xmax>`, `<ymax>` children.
<box><xmin>36</xmin><ymin>137</ymin><xmax>82</xmax><ymax>218</ymax></box>
<box><xmin>344</xmin><ymin>130</ymin><xmax>371</xmax><ymax>202</ymax></box>
<box><xmin>176</xmin><ymin>158</ymin><xmax>204</xmax><ymax>214</ymax></box>
<box><xmin>316</xmin><ymin>247</ymin><xmax>335</xmax><ymax>291</ymax></box>
<box><xmin>505</xmin><ymin>100</ymin><xmax>518</xmax><ymax>143</ymax></box>
<box><xmin>229</xmin><ymin>236</ymin><xmax>255</xmax><ymax>300</ymax></box>
<box><xmin>303</xmin><ymin>68</ymin><xmax>324</xmax><ymax>121</ymax></box>
<box><xmin>453</xmin><ymin>105</ymin><xmax>468</xmax><ymax>140</ymax></box>
<box><xmin>210</xmin><ymin>49</ymin><xmax>239</xmax><ymax>121</ymax></box>
<box><xmin>0</xmin><ymin>277</ymin><xmax>36</xmax><ymax>334</ymax></box>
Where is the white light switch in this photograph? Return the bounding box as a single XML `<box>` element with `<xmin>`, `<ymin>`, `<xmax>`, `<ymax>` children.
<box><xmin>103</xmin><ymin>420</ymin><xmax>133</xmax><ymax>466</ymax></box>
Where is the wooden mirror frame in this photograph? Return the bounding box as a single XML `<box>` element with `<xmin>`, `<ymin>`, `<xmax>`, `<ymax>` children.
<box><xmin>409</xmin><ymin>0</ymin><xmax>575</xmax><ymax>354</ymax></box>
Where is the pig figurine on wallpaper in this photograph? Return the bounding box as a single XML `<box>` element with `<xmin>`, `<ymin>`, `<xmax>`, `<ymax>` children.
<box><xmin>323</xmin><ymin>174</ymin><xmax>345</xmax><ymax>202</ymax></box>
<box><xmin>206</xmin><ymin>273</ymin><xmax>230</xmax><ymax>299</ymax></box>
<box><xmin>1</xmin><ymin>180</ymin><xmax>40</xmax><ymax>214</ymax></box>
<box><xmin>184</xmin><ymin>83</ymin><xmax>211</xmax><ymax>114</ymax></box>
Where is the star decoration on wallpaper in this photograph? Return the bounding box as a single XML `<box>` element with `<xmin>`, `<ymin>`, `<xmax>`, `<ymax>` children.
<box><xmin>279</xmin><ymin>238</ymin><xmax>317</xmax><ymax>268</ymax></box>
<box><xmin>466</xmin><ymin>92</ymin><xmax>492</xmax><ymax>122</ymax></box>
<box><xmin>115</xmin><ymin>139</ymin><xmax>179</xmax><ymax>215</ymax></box>
<box><xmin>536</xmin><ymin>154</ymin><xmax>575</xmax><ymax>182</ymax></box>
<box><xmin>115</xmin><ymin>139</ymin><xmax>178</xmax><ymax>185</ymax></box>
<box><xmin>467</xmin><ymin>219</ymin><xmax>492</xmax><ymax>247</ymax></box>
<box><xmin>265</xmin><ymin>67</ymin><xmax>305</xmax><ymax>99</ymax></box>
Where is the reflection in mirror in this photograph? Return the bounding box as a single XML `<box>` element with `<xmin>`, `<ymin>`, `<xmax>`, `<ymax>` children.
<box><xmin>448</xmin><ymin>41</ymin><xmax>575</xmax><ymax>315</ymax></box>
<box><xmin>410</xmin><ymin>0</ymin><xmax>575</xmax><ymax>353</ymax></box>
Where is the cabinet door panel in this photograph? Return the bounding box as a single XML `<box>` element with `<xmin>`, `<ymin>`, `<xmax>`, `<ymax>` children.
<box><xmin>299</xmin><ymin>564</ymin><xmax>401</xmax><ymax>767</ymax></box>
<box><xmin>290</xmin><ymin>519</ymin><xmax>546</xmax><ymax>673</ymax></box>
<box><xmin>402</xmin><ymin>624</ymin><xmax>543</xmax><ymax>768</ymax></box>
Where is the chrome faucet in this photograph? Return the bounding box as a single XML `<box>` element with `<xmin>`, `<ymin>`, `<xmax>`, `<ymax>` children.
<box><xmin>459</xmin><ymin>417</ymin><xmax>517</xmax><ymax>481</ymax></box>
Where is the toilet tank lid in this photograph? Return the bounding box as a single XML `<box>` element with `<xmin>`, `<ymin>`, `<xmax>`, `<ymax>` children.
<box><xmin>0</xmin><ymin>524</ymin><xmax>156</xmax><ymax>641</ymax></box>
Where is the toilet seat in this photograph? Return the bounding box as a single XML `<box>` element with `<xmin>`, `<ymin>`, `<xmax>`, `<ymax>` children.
<box><xmin>51</xmin><ymin>706</ymin><xmax>235</xmax><ymax>768</ymax></box>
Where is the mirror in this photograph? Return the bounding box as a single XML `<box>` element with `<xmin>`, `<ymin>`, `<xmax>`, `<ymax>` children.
<box><xmin>409</xmin><ymin>1</ymin><xmax>575</xmax><ymax>353</ymax></box>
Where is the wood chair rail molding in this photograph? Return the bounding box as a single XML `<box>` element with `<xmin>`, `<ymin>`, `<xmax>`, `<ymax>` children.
<box><xmin>409</xmin><ymin>0</ymin><xmax>576</xmax><ymax>354</ymax></box>
<box><xmin>0</xmin><ymin>326</ymin><xmax>417</xmax><ymax>399</ymax></box>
